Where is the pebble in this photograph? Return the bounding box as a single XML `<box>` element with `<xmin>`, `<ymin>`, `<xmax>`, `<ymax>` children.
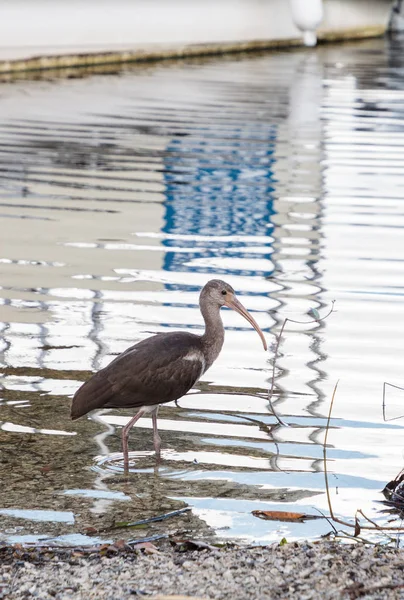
<box><xmin>2</xmin><ymin>541</ymin><xmax>404</xmax><ymax>599</ymax></box>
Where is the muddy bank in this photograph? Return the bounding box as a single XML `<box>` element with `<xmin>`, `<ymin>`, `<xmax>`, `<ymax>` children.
<box><xmin>1</xmin><ymin>540</ymin><xmax>404</xmax><ymax>599</ymax></box>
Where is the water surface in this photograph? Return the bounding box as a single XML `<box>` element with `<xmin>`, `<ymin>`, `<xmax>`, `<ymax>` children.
<box><xmin>1</xmin><ymin>36</ymin><xmax>404</xmax><ymax>546</ymax></box>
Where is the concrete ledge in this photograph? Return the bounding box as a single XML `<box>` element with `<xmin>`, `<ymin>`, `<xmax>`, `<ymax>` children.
<box><xmin>0</xmin><ymin>39</ymin><xmax>303</xmax><ymax>76</ymax></box>
<box><xmin>0</xmin><ymin>26</ymin><xmax>387</xmax><ymax>79</ymax></box>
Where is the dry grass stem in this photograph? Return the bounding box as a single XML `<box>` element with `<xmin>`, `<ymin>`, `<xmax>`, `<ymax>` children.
<box><xmin>383</xmin><ymin>381</ymin><xmax>404</xmax><ymax>421</ymax></box>
<box><xmin>268</xmin><ymin>301</ymin><xmax>335</xmax><ymax>427</ymax></box>
<box><xmin>323</xmin><ymin>383</ymin><xmax>404</xmax><ymax>538</ymax></box>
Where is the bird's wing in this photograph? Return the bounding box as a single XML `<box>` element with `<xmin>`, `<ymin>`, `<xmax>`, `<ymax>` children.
<box><xmin>71</xmin><ymin>332</ymin><xmax>204</xmax><ymax>419</ymax></box>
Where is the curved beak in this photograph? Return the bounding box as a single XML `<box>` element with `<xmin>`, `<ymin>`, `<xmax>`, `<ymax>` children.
<box><xmin>225</xmin><ymin>296</ymin><xmax>267</xmax><ymax>351</ymax></box>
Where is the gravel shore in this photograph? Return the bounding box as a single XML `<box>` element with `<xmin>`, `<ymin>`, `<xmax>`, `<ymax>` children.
<box><xmin>1</xmin><ymin>540</ymin><xmax>404</xmax><ymax>599</ymax></box>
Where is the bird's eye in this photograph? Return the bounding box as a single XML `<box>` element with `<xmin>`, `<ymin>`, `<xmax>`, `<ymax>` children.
<box><xmin>221</xmin><ymin>290</ymin><xmax>227</xmax><ymax>295</ymax></box>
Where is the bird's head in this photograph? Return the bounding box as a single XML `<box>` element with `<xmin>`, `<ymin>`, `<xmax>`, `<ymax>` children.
<box><xmin>200</xmin><ymin>279</ymin><xmax>267</xmax><ymax>350</ymax></box>
<box><xmin>200</xmin><ymin>279</ymin><xmax>236</xmax><ymax>307</ymax></box>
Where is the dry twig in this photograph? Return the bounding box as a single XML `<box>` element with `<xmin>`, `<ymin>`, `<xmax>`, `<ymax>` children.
<box><xmin>383</xmin><ymin>381</ymin><xmax>404</xmax><ymax>421</ymax></box>
<box><xmin>268</xmin><ymin>301</ymin><xmax>335</xmax><ymax>426</ymax></box>
<box><xmin>323</xmin><ymin>383</ymin><xmax>404</xmax><ymax>536</ymax></box>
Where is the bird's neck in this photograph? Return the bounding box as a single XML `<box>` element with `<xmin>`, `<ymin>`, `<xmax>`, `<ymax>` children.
<box><xmin>200</xmin><ymin>302</ymin><xmax>225</xmax><ymax>370</ymax></box>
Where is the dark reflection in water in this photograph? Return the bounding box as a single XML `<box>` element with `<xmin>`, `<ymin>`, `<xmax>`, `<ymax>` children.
<box><xmin>1</xmin><ymin>36</ymin><xmax>404</xmax><ymax>546</ymax></box>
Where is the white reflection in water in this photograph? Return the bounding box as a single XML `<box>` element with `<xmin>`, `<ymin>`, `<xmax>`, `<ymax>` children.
<box><xmin>0</xmin><ymin>509</ymin><xmax>74</xmax><ymax>523</ymax></box>
<box><xmin>100</xmin><ymin>415</ymin><xmax>271</xmax><ymax>441</ymax></box>
<box><xmin>177</xmin><ymin>394</ymin><xmax>269</xmax><ymax>413</ymax></box>
<box><xmin>159</xmin><ymin>450</ymin><xmax>271</xmax><ymax>470</ymax></box>
<box><xmin>114</xmin><ymin>269</ymin><xmax>276</xmax><ymax>292</ymax></box>
<box><xmin>185</xmin><ymin>257</ymin><xmax>275</xmax><ymax>272</ymax></box>
<box><xmin>63</xmin><ymin>489</ymin><xmax>131</xmax><ymax>501</ymax></box>
<box><xmin>135</xmin><ymin>232</ymin><xmax>274</xmax><ymax>242</ymax></box>
<box><xmin>1</xmin><ymin>422</ymin><xmax>76</xmax><ymax>436</ymax></box>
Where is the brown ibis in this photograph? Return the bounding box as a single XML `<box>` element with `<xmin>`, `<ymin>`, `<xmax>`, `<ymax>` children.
<box><xmin>71</xmin><ymin>279</ymin><xmax>267</xmax><ymax>470</ymax></box>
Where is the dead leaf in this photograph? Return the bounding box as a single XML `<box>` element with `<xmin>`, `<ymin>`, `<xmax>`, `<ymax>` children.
<box><xmin>83</xmin><ymin>527</ymin><xmax>98</xmax><ymax>535</ymax></box>
<box><xmin>252</xmin><ymin>510</ymin><xmax>322</xmax><ymax>522</ymax></box>
<box><xmin>110</xmin><ymin>539</ymin><xmax>131</xmax><ymax>551</ymax></box>
<box><xmin>98</xmin><ymin>543</ymin><xmax>111</xmax><ymax>556</ymax></box>
<box><xmin>132</xmin><ymin>541</ymin><xmax>159</xmax><ymax>554</ymax></box>
<box><xmin>12</xmin><ymin>544</ymin><xmax>23</xmax><ymax>551</ymax></box>
<box><xmin>382</xmin><ymin>468</ymin><xmax>404</xmax><ymax>509</ymax></box>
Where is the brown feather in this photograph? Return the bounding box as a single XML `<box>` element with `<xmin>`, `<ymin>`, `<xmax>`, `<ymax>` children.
<box><xmin>71</xmin><ymin>332</ymin><xmax>204</xmax><ymax>420</ymax></box>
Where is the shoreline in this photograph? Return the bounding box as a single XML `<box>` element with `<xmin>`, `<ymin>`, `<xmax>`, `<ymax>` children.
<box><xmin>1</xmin><ymin>539</ymin><xmax>404</xmax><ymax>599</ymax></box>
<box><xmin>0</xmin><ymin>26</ymin><xmax>386</xmax><ymax>79</ymax></box>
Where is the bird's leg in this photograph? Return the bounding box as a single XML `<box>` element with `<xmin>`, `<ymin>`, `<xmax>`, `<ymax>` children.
<box><xmin>122</xmin><ymin>409</ymin><xmax>145</xmax><ymax>472</ymax></box>
<box><xmin>152</xmin><ymin>407</ymin><xmax>161</xmax><ymax>462</ymax></box>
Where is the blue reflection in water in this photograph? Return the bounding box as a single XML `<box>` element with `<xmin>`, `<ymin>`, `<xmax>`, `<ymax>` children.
<box><xmin>161</xmin><ymin>131</ymin><xmax>277</xmax><ymax>283</ymax></box>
